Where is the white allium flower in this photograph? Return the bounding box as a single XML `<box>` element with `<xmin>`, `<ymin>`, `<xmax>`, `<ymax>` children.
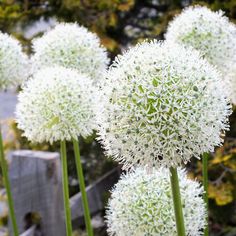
<box><xmin>0</xmin><ymin>32</ymin><xmax>28</xmax><ymax>90</ymax></box>
<box><xmin>97</xmin><ymin>41</ymin><xmax>231</xmax><ymax>169</ymax></box>
<box><xmin>16</xmin><ymin>66</ymin><xmax>99</xmax><ymax>143</ymax></box>
<box><xmin>31</xmin><ymin>23</ymin><xmax>109</xmax><ymax>83</ymax></box>
<box><xmin>165</xmin><ymin>6</ymin><xmax>236</xmax><ymax>103</ymax></box>
<box><xmin>106</xmin><ymin>168</ymin><xmax>206</xmax><ymax>236</ymax></box>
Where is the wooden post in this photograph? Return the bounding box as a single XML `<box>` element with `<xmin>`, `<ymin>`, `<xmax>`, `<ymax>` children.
<box><xmin>20</xmin><ymin>226</ymin><xmax>36</xmax><ymax>236</ymax></box>
<box><xmin>8</xmin><ymin>150</ymin><xmax>66</xmax><ymax>236</ymax></box>
<box><xmin>70</xmin><ymin>167</ymin><xmax>120</xmax><ymax>227</ymax></box>
<box><xmin>7</xmin><ymin>149</ymin><xmax>121</xmax><ymax>235</ymax></box>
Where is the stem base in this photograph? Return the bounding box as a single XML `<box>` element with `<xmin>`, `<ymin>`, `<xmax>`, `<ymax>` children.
<box><xmin>0</xmin><ymin>127</ymin><xmax>19</xmax><ymax>236</ymax></box>
<box><xmin>202</xmin><ymin>153</ymin><xmax>209</xmax><ymax>236</ymax></box>
<box><xmin>170</xmin><ymin>167</ymin><xmax>186</xmax><ymax>236</ymax></box>
<box><xmin>60</xmin><ymin>140</ymin><xmax>73</xmax><ymax>236</ymax></box>
<box><xmin>73</xmin><ymin>139</ymin><xmax>93</xmax><ymax>236</ymax></box>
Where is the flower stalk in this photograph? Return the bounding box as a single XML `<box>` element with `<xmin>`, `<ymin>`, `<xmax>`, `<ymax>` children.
<box><xmin>0</xmin><ymin>127</ymin><xmax>19</xmax><ymax>236</ymax></box>
<box><xmin>60</xmin><ymin>140</ymin><xmax>72</xmax><ymax>236</ymax></box>
<box><xmin>202</xmin><ymin>152</ymin><xmax>209</xmax><ymax>236</ymax></box>
<box><xmin>170</xmin><ymin>167</ymin><xmax>186</xmax><ymax>236</ymax></box>
<box><xmin>73</xmin><ymin>139</ymin><xmax>93</xmax><ymax>236</ymax></box>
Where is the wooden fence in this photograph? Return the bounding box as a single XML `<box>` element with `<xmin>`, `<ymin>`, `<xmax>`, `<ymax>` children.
<box><xmin>6</xmin><ymin>150</ymin><xmax>120</xmax><ymax>236</ymax></box>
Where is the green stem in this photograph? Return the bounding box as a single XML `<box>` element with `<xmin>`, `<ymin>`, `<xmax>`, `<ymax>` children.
<box><xmin>0</xmin><ymin>127</ymin><xmax>19</xmax><ymax>236</ymax></box>
<box><xmin>60</xmin><ymin>140</ymin><xmax>72</xmax><ymax>236</ymax></box>
<box><xmin>202</xmin><ymin>153</ymin><xmax>209</xmax><ymax>236</ymax></box>
<box><xmin>72</xmin><ymin>139</ymin><xmax>93</xmax><ymax>236</ymax></box>
<box><xmin>170</xmin><ymin>167</ymin><xmax>186</xmax><ymax>236</ymax></box>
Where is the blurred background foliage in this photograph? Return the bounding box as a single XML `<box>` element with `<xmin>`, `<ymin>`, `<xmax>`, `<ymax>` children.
<box><xmin>1</xmin><ymin>0</ymin><xmax>236</xmax><ymax>235</ymax></box>
<box><xmin>1</xmin><ymin>0</ymin><xmax>235</xmax><ymax>55</ymax></box>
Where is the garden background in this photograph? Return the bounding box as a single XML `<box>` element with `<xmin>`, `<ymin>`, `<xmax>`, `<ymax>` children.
<box><xmin>0</xmin><ymin>0</ymin><xmax>236</xmax><ymax>235</ymax></box>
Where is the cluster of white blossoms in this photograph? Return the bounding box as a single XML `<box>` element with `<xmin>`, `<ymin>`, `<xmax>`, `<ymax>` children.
<box><xmin>165</xmin><ymin>6</ymin><xmax>236</xmax><ymax>72</ymax></box>
<box><xmin>97</xmin><ymin>41</ymin><xmax>231</xmax><ymax>169</ymax></box>
<box><xmin>31</xmin><ymin>23</ymin><xmax>109</xmax><ymax>83</ymax></box>
<box><xmin>165</xmin><ymin>6</ymin><xmax>236</xmax><ymax>104</ymax></box>
<box><xmin>106</xmin><ymin>168</ymin><xmax>206</xmax><ymax>236</ymax></box>
<box><xmin>16</xmin><ymin>66</ymin><xmax>99</xmax><ymax>143</ymax></box>
<box><xmin>0</xmin><ymin>32</ymin><xmax>28</xmax><ymax>90</ymax></box>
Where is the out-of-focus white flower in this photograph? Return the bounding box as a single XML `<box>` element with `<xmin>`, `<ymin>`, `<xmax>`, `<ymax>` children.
<box><xmin>165</xmin><ymin>6</ymin><xmax>236</xmax><ymax>104</ymax></box>
<box><xmin>97</xmin><ymin>41</ymin><xmax>231</xmax><ymax>169</ymax></box>
<box><xmin>165</xmin><ymin>6</ymin><xmax>236</xmax><ymax>73</ymax></box>
<box><xmin>16</xmin><ymin>66</ymin><xmax>99</xmax><ymax>143</ymax></box>
<box><xmin>31</xmin><ymin>23</ymin><xmax>109</xmax><ymax>83</ymax></box>
<box><xmin>0</xmin><ymin>32</ymin><xmax>28</xmax><ymax>90</ymax></box>
<box><xmin>106</xmin><ymin>167</ymin><xmax>206</xmax><ymax>236</ymax></box>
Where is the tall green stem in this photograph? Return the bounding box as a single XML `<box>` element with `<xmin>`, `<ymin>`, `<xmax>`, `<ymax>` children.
<box><xmin>202</xmin><ymin>153</ymin><xmax>209</xmax><ymax>236</ymax></box>
<box><xmin>170</xmin><ymin>167</ymin><xmax>186</xmax><ymax>236</ymax></box>
<box><xmin>72</xmin><ymin>139</ymin><xmax>93</xmax><ymax>236</ymax></box>
<box><xmin>60</xmin><ymin>140</ymin><xmax>72</xmax><ymax>236</ymax></box>
<box><xmin>0</xmin><ymin>127</ymin><xmax>19</xmax><ymax>236</ymax></box>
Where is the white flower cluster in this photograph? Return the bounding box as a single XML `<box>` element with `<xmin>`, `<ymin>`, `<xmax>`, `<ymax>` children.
<box><xmin>165</xmin><ymin>6</ymin><xmax>236</xmax><ymax>103</ymax></box>
<box><xmin>165</xmin><ymin>6</ymin><xmax>236</xmax><ymax>73</ymax></box>
<box><xmin>16</xmin><ymin>66</ymin><xmax>99</xmax><ymax>143</ymax></box>
<box><xmin>106</xmin><ymin>168</ymin><xmax>206</xmax><ymax>236</ymax></box>
<box><xmin>0</xmin><ymin>32</ymin><xmax>28</xmax><ymax>90</ymax></box>
<box><xmin>31</xmin><ymin>23</ymin><xmax>109</xmax><ymax>83</ymax></box>
<box><xmin>97</xmin><ymin>41</ymin><xmax>231</xmax><ymax>169</ymax></box>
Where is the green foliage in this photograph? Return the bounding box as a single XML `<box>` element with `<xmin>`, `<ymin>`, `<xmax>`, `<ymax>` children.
<box><xmin>188</xmin><ymin>131</ymin><xmax>236</xmax><ymax>235</ymax></box>
<box><xmin>0</xmin><ymin>0</ymin><xmax>22</xmax><ymax>32</ymax></box>
<box><xmin>0</xmin><ymin>0</ymin><xmax>235</xmax><ymax>55</ymax></box>
<box><xmin>207</xmin><ymin>140</ymin><xmax>236</xmax><ymax>207</ymax></box>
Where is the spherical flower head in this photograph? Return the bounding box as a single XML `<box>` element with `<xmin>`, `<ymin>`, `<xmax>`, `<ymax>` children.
<box><xmin>16</xmin><ymin>66</ymin><xmax>99</xmax><ymax>143</ymax></box>
<box><xmin>106</xmin><ymin>167</ymin><xmax>206</xmax><ymax>236</ymax></box>
<box><xmin>97</xmin><ymin>41</ymin><xmax>231</xmax><ymax>169</ymax></box>
<box><xmin>0</xmin><ymin>32</ymin><xmax>28</xmax><ymax>90</ymax></box>
<box><xmin>31</xmin><ymin>23</ymin><xmax>109</xmax><ymax>83</ymax></box>
<box><xmin>165</xmin><ymin>6</ymin><xmax>236</xmax><ymax>74</ymax></box>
